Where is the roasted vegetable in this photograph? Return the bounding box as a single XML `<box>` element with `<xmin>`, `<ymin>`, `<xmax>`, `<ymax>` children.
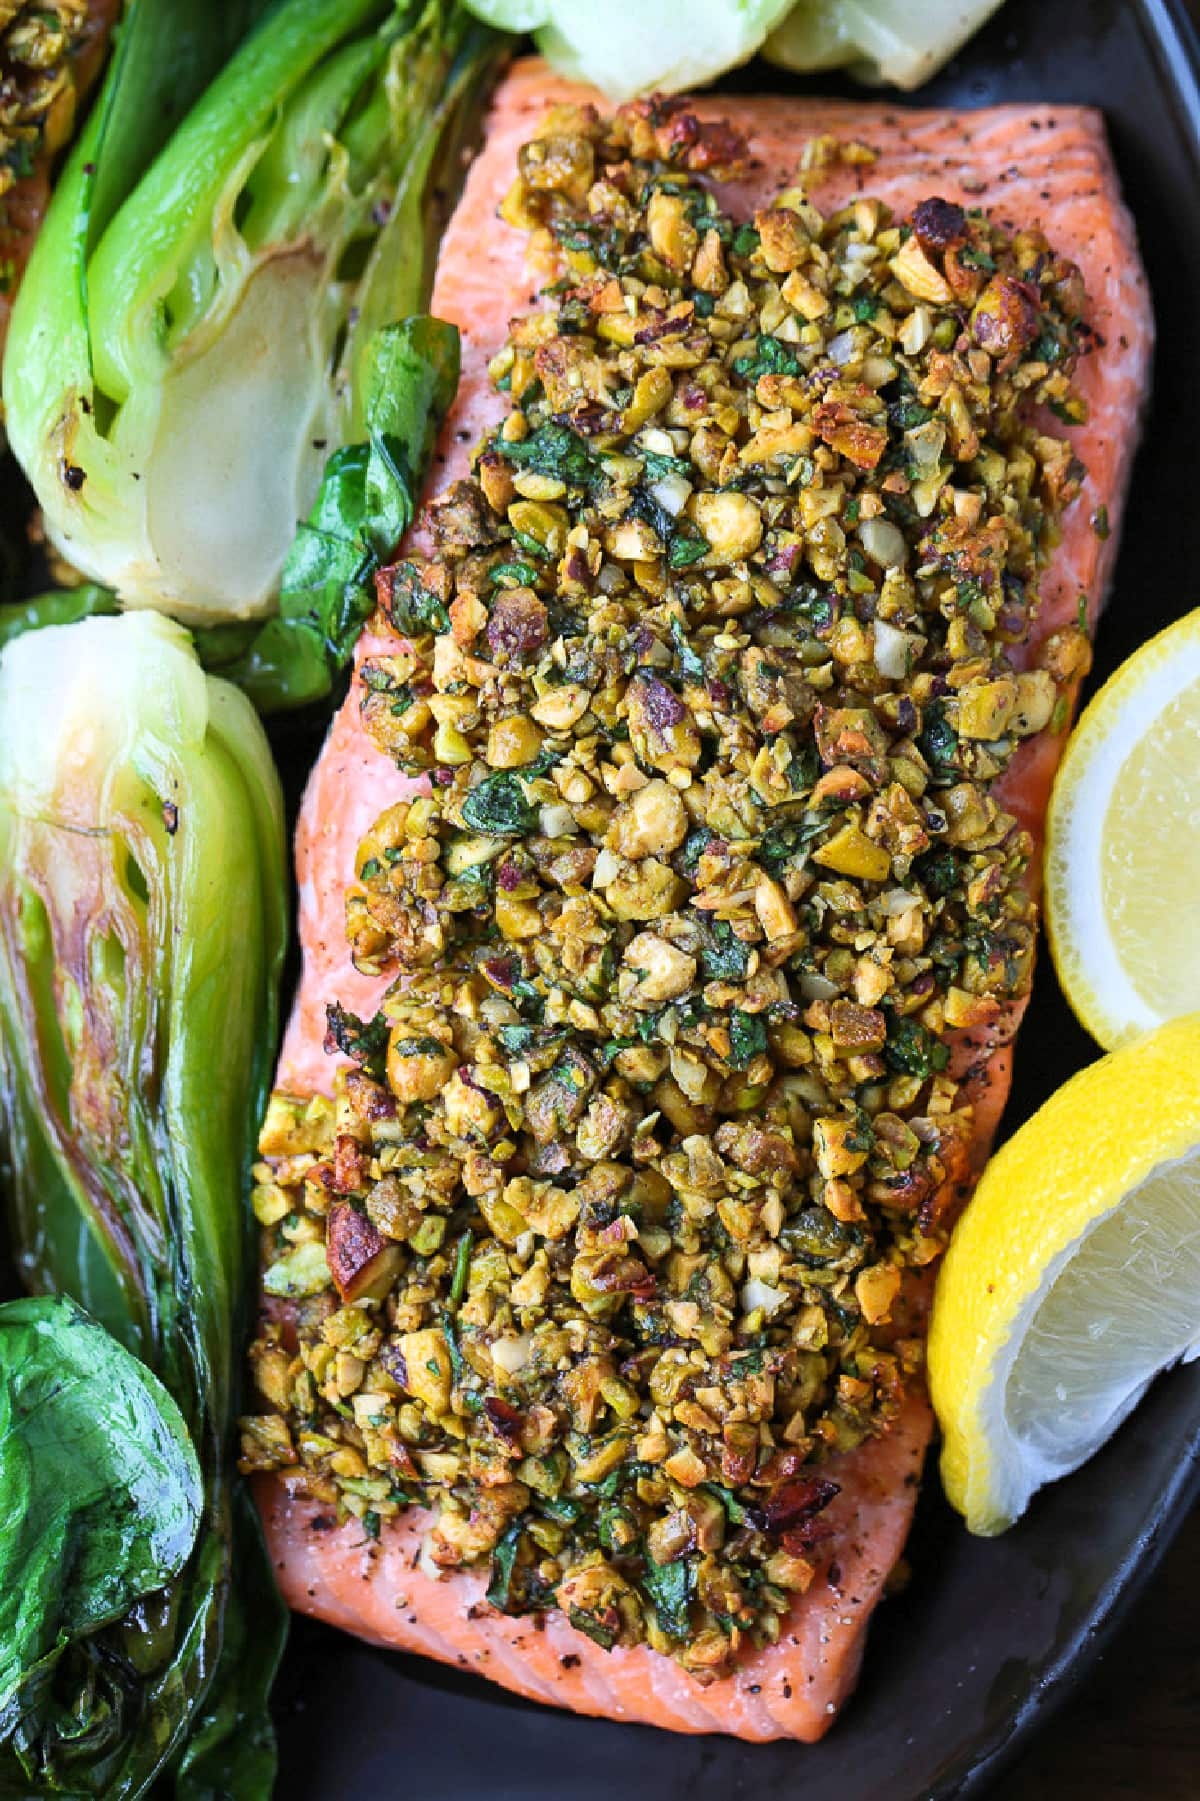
<box><xmin>0</xmin><ymin>0</ymin><xmax>122</xmax><ymax>358</ymax></box>
<box><xmin>763</xmin><ymin>0</ymin><xmax>1004</xmax><ymax>88</ymax></box>
<box><xmin>3</xmin><ymin>0</ymin><xmax>499</xmax><ymax>627</ymax></box>
<box><xmin>0</xmin><ymin>611</ymin><xmax>288</xmax><ymax>1796</ymax></box>
<box><xmin>201</xmin><ymin>313</ymin><xmax>462</xmax><ymax>713</ymax></box>
<box><xmin>460</xmin><ymin>0</ymin><xmax>791</xmax><ymax>96</ymax></box>
<box><xmin>0</xmin><ymin>579</ymin><xmax>117</xmax><ymax>650</ymax></box>
<box><xmin>460</xmin><ymin>0</ymin><xmax>1003</xmax><ymax>97</ymax></box>
<box><xmin>0</xmin><ymin>1296</ymin><xmax>202</xmax><ymax>1775</ymax></box>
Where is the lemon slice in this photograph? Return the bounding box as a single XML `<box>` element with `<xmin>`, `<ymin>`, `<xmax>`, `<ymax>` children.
<box><xmin>929</xmin><ymin>1014</ymin><xmax>1200</xmax><ymax>1535</ymax></box>
<box><xmin>1045</xmin><ymin>608</ymin><xmax>1200</xmax><ymax>1049</ymax></box>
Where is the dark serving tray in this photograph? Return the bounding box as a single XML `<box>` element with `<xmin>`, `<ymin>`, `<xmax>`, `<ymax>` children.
<box><xmin>267</xmin><ymin>1</ymin><xmax>1200</xmax><ymax>1794</ymax></box>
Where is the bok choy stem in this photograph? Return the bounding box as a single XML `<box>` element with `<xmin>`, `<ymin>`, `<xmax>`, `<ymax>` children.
<box><xmin>0</xmin><ymin>612</ymin><xmax>289</xmax><ymax>1796</ymax></box>
<box><xmin>3</xmin><ymin>0</ymin><xmax>503</xmax><ymax>631</ymax></box>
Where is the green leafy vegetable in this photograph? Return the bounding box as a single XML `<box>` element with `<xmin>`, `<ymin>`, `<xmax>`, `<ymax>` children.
<box><xmin>3</xmin><ymin>0</ymin><xmax>500</xmax><ymax>637</ymax></box>
<box><xmin>0</xmin><ymin>1297</ymin><xmax>202</xmax><ymax>1761</ymax></box>
<box><xmin>459</xmin><ymin>0</ymin><xmax>793</xmax><ymax>102</ymax></box>
<box><xmin>763</xmin><ymin>0</ymin><xmax>1004</xmax><ymax>91</ymax></box>
<box><xmin>208</xmin><ymin>315</ymin><xmax>461</xmax><ymax>712</ymax></box>
<box><xmin>0</xmin><ymin>611</ymin><xmax>289</xmax><ymax>1796</ymax></box>
<box><xmin>461</xmin><ymin>0</ymin><xmax>1001</xmax><ymax>103</ymax></box>
<box><xmin>0</xmin><ymin>584</ymin><xmax>120</xmax><ymax>655</ymax></box>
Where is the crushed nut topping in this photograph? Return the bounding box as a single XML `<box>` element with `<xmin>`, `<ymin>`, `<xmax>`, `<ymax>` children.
<box><xmin>0</xmin><ymin>1</ymin><xmax>89</xmax><ymax>200</ymax></box>
<box><xmin>244</xmin><ymin>95</ymin><xmax>1092</xmax><ymax>1679</ymax></box>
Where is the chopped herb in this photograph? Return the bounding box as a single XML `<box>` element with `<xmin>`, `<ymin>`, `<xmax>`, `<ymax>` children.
<box><xmin>679</xmin><ymin>826</ymin><xmax>715</xmax><ymax>878</ymax></box>
<box><xmin>914</xmin><ymin>847</ymin><xmax>961</xmax><ymax>898</ymax></box>
<box><xmin>699</xmin><ymin>919</ymin><xmax>751</xmax><ymax>981</ymax></box>
<box><xmin>919</xmin><ymin>700</ymin><xmax>959</xmax><ymax>784</ymax></box>
<box><xmin>642</xmin><ymin>448</ymin><xmax>693</xmax><ymax>481</ymax></box>
<box><xmin>491</xmin><ymin>560</ymin><xmax>541</xmax><ymax>587</ymax></box>
<box><xmin>670</xmin><ymin>615</ymin><xmax>705</xmax><ymax>683</ymax></box>
<box><xmin>639</xmin><ymin>1556</ymin><xmax>692</xmax><ymax>1639</ymax></box>
<box><xmin>567</xmin><ymin>1605</ymin><xmax>617</xmax><ymax>1650</ymax></box>
<box><xmin>732</xmin><ymin>335</ymin><xmax>802</xmax><ymax>383</ymax></box>
<box><xmin>450</xmin><ymin>1232</ymin><xmax>473</xmax><ymax>1307</ymax></box>
<box><xmin>702</xmin><ymin>1484</ymin><xmax>748</xmax><ymax>1526</ymax></box>
<box><xmin>496</xmin><ymin>422</ymin><xmax>602</xmax><ymax>490</ymax></box>
<box><xmin>486</xmin><ymin>1523</ymin><xmax>524</xmax><ymax>1612</ymax></box>
<box><xmin>323</xmin><ymin>1004</ymin><xmax>389</xmax><ymax>1079</ymax></box>
<box><xmin>380</xmin><ymin>560</ymin><xmax>450</xmax><ymax>635</ymax></box>
<box><xmin>462</xmin><ymin>771</ymin><xmax>538</xmax><ymax>836</ymax></box>
<box><xmin>728</xmin><ymin>1010</ymin><xmax>768</xmax><ymax>1069</ymax></box>
<box><xmin>885</xmin><ymin>1017</ymin><xmax>949</xmax><ymax>1079</ymax></box>
<box><xmin>511</xmin><ymin>528</ymin><xmax>552</xmax><ymax>561</ymax></box>
<box><xmin>668</xmin><ymin>531</ymin><xmax>709</xmax><ymax>568</ymax></box>
<box><xmin>758</xmin><ymin>811</ymin><xmax>834</xmax><ymax>875</ymax></box>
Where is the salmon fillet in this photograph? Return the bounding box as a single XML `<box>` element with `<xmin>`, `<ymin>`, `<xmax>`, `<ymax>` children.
<box><xmin>257</xmin><ymin>59</ymin><xmax>1152</xmax><ymax>1742</ymax></box>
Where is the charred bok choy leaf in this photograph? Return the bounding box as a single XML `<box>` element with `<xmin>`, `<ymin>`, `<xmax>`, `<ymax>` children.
<box><xmin>3</xmin><ymin>0</ymin><xmax>500</xmax><ymax>635</ymax></box>
<box><xmin>0</xmin><ymin>612</ymin><xmax>288</xmax><ymax>1797</ymax></box>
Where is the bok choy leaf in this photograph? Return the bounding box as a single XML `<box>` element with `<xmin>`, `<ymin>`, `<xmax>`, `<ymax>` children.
<box><xmin>201</xmin><ymin>313</ymin><xmax>461</xmax><ymax>713</ymax></box>
<box><xmin>0</xmin><ymin>611</ymin><xmax>289</xmax><ymax>1797</ymax></box>
<box><xmin>0</xmin><ymin>1296</ymin><xmax>202</xmax><ymax>1770</ymax></box>
<box><xmin>3</xmin><ymin>0</ymin><xmax>500</xmax><ymax>628</ymax></box>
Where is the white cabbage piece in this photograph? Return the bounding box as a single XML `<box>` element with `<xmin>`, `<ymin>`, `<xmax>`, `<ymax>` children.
<box><xmin>764</xmin><ymin>0</ymin><xmax>1004</xmax><ymax>90</ymax></box>
<box><xmin>463</xmin><ymin>0</ymin><xmax>795</xmax><ymax>101</ymax></box>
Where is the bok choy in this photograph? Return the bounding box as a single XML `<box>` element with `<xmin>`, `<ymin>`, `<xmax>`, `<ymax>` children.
<box><xmin>3</xmin><ymin>0</ymin><xmax>499</xmax><ymax>632</ymax></box>
<box><xmin>0</xmin><ymin>610</ymin><xmax>288</xmax><ymax>1797</ymax></box>
<box><xmin>0</xmin><ymin>1296</ymin><xmax>202</xmax><ymax>1777</ymax></box>
<box><xmin>460</xmin><ymin>0</ymin><xmax>1003</xmax><ymax>97</ymax></box>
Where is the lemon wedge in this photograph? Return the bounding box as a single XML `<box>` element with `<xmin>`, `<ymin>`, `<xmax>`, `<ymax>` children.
<box><xmin>929</xmin><ymin>1013</ymin><xmax>1200</xmax><ymax>1535</ymax></box>
<box><xmin>1045</xmin><ymin>608</ymin><xmax>1200</xmax><ymax>1049</ymax></box>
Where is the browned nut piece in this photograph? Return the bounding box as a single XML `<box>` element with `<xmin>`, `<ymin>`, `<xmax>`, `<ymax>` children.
<box><xmin>326</xmin><ymin>1202</ymin><xmax>404</xmax><ymax>1303</ymax></box>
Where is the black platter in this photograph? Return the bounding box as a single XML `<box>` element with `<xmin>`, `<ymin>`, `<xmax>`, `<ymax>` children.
<box><xmin>265</xmin><ymin>1</ymin><xmax>1200</xmax><ymax>1794</ymax></box>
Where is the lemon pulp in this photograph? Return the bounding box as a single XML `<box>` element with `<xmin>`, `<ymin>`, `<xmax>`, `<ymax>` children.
<box><xmin>1100</xmin><ymin>679</ymin><xmax>1200</xmax><ymax>1022</ymax></box>
<box><xmin>930</xmin><ymin>1014</ymin><xmax>1200</xmax><ymax>1534</ymax></box>
<box><xmin>1045</xmin><ymin>608</ymin><xmax>1200</xmax><ymax>1048</ymax></box>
